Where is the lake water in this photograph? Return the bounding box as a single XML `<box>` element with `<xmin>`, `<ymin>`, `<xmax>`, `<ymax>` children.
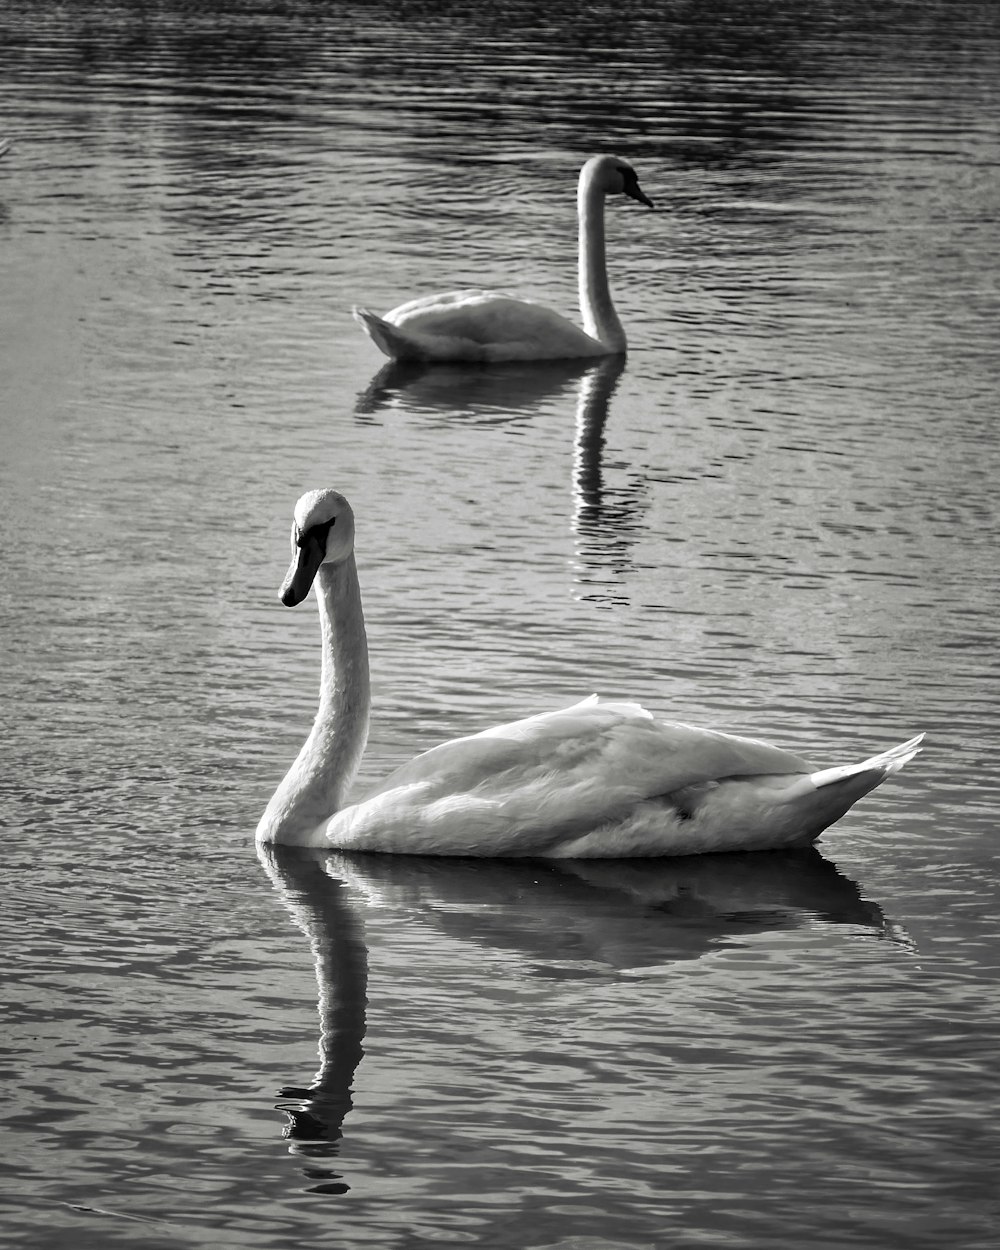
<box><xmin>2</xmin><ymin>1</ymin><xmax>999</xmax><ymax>1247</ymax></box>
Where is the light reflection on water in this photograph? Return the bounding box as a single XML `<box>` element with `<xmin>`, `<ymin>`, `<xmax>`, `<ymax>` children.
<box><xmin>1</xmin><ymin>0</ymin><xmax>999</xmax><ymax>1247</ymax></box>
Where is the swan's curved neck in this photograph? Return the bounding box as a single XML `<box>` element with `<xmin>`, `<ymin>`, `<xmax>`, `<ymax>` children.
<box><xmin>256</xmin><ymin>556</ymin><xmax>371</xmax><ymax>846</ymax></box>
<box><xmin>578</xmin><ymin>169</ymin><xmax>626</xmax><ymax>352</ymax></box>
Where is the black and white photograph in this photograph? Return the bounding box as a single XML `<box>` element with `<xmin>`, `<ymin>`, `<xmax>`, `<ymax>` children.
<box><xmin>1</xmin><ymin>2</ymin><xmax>998</xmax><ymax>1247</ymax></box>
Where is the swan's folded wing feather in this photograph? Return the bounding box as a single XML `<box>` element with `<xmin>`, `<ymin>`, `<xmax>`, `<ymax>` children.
<box><xmin>390</xmin><ymin>290</ymin><xmax>596</xmax><ymax>352</ymax></box>
<box><xmin>355</xmin><ymin>705</ymin><xmax>810</xmax><ymax>820</ymax></box>
<box><xmin>357</xmin><ymin>697</ymin><xmax>615</xmax><ymax>798</ymax></box>
<box><xmin>388</xmin><ymin>289</ymin><xmax>512</xmax><ymax>321</ymax></box>
<box><xmin>472</xmin><ymin>694</ymin><xmax>653</xmax><ymax>746</ymax></box>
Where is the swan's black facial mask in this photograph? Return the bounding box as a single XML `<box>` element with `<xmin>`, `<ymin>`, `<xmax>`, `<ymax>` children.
<box><xmin>280</xmin><ymin>519</ymin><xmax>336</xmax><ymax>607</ymax></box>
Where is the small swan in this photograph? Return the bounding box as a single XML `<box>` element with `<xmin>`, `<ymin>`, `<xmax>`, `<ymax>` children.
<box><xmin>256</xmin><ymin>489</ymin><xmax>924</xmax><ymax>857</ymax></box>
<box><xmin>353</xmin><ymin>154</ymin><xmax>653</xmax><ymax>363</ymax></box>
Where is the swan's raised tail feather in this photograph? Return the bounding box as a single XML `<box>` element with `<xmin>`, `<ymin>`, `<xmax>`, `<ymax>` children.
<box><xmin>353</xmin><ymin>306</ymin><xmax>421</xmax><ymax>361</ymax></box>
<box><xmin>809</xmin><ymin>734</ymin><xmax>924</xmax><ymax>790</ymax></box>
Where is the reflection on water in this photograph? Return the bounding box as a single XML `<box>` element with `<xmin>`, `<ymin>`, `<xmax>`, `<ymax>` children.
<box><xmin>259</xmin><ymin>848</ymin><xmax>367</xmax><ymax>1194</ymax></box>
<box><xmin>260</xmin><ymin>842</ymin><xmax>899</xmax><ymax>1191</ymax></box>
<box><xmin>332</xmin><ymin>844</ymin><xmax>902</xmax><ymax>971</ymax></box>
<box><xmin>354</xmin><ymin>356</ymin><xmax>596</xmax><ymax>424</ymax></box>
<box><xmin>355</xmin><ymin>354</ymin><xmax>649</xmax><ymax>604</ymax></box>
<box><xmin>569</xmin><ymin>356</ymin><xmax>651</xmax><ymax>601</ymax></box>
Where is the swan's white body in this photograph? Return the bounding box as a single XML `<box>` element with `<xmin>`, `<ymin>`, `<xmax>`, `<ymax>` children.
<box><xmin>352</xmin><ymin>154</ymin><xmax>652</xmax><ymax>363</ymax></box>
<box><xmin>256</xmin><ymin>490</ymin><xmax>924</xmax><ymax>858</ymax></box>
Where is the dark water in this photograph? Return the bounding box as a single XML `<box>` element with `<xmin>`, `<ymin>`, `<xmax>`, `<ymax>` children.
<box><xmin>1</xmin><ymin>2</ymin><xmax>999</xmax><ymax>1247</ymax></box>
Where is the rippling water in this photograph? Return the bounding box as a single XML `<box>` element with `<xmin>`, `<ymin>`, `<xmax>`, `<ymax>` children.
<box><xmin>2</xmin><ymin>1</ymin><xmax>999</xmax><ymax>1247</ymax></box>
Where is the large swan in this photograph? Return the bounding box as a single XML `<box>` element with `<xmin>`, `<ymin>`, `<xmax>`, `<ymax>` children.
<box><xmin>255</xmin><ymin>489</ymin><xmax>923</xmax><ymax>857</ymax></box>
<box><xmin>352</xmin><ymin>154</ymin><xmax>653</xmax><ymax>363</ymax></box>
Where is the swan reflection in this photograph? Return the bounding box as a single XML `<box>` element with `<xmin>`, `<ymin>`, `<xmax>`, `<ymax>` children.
<box><xmin>258</xmin><ymin>846</ymin><xmax>367</xmax><ymax>1193</ymax></box>
<box><xmin>355</xmin><ymin>352</ymin><xmax>646</xmax><ymax>603</ymax></box>
<box><xmin>329</xmin><ymin>847</ymin><xmax>900</xmax><ymax>971</ymax></box>
<box><xmin>354</xmin><ymin>355</ymin><xmax>595</xmax><ymax>424</ymax></box>
<box><xmin>260</xmin><ymin>844</ymin><xmax>901</xmax><ymax>1188</ymax></box>
<box><xmin>570</xmin><ymin>354</ymin><xmax>649</xmax><ymax>601</ymax></box>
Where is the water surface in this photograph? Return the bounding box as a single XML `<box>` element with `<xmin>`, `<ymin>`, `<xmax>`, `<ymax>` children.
<box><xmin>1</xmin><ymin>2</ymin><xmax>999</xmax><ymax>1247</ymax></box>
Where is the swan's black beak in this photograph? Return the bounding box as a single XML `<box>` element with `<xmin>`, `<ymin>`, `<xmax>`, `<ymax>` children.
<box><xmin>626</xmin><ymin>182</ymin><xmax>654</xmax><ymax>209</ymax></box>
<box><xmin>280</xmin><ymin>532</ymin><xmax>327</xmax><ymax>607</ymax></box>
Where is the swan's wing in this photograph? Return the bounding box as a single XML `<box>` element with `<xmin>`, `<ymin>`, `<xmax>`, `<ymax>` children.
<box><xmin>363</xmin><ymin>696</ymin><xmax>643</xmax><ymax>794</ymax></box>
<box><xmin>371</xmin><ymin>695</ymin><xmax>812</xmax><ymax>792</ymax></box>
<box><xmin>386</xmin><ymin>288</ymin><xmax>517</xmax><ymax>321</ymax></box>
<box><xmin>335</xmin><ymin>697</ymin><xmax>814</xmax><ymax>855</ymax></box>
<box><xmin>355</xmin><ymin>290</ymin><xmax>604</xmax><ymax>362</ymax></box>
<box><xmin>384</xmin><ymin>290</ymin><xmax>603</xmax><ymax>358</ymax></box>
<box><xmin>393</xmin><ymin>292</ymin><xmax>576</xmax><ymax>342</ymax></box>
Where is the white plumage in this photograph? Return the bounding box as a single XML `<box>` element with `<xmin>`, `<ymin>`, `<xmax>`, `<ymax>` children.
<box><xmin>353</xmin><ymin>154</ymin><xmax>653</xmax><ymax>363</ymax></box>
<box><xmin>255</xmin><ymin>489</ymin><xmax>924</xmax><ymax>858</ymax></box>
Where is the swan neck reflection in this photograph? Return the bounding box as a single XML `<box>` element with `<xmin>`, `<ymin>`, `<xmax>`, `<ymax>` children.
<box><xmin>259</xmin><ymin>845</ymin><xmax>368</xmax><ymax>1168</ymax></box>
<box><xmin>572</xmin><ymin>356</ymin><xmax>649</xmax><ymax>598</ymax></box>
<box><xmin>573</xmin><ymin>355</ymin><xmax>627</xmax><ymax>513</ymax></box>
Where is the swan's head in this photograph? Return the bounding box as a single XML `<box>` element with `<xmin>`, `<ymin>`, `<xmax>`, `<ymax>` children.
<box><xmin>280</xmin><ymin>489</ymin><xmax>356</xmax><ymax>607</ymax></box>
<box><xmin>584</xmin><ymin>154</ymin><xmax>653</xmax><ymax>209</ymax></box>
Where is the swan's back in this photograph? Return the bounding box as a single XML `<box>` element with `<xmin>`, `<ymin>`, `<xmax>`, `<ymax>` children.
<box><xmin>329</xmin><ymin>697</ymin><xmax>818</xmax><ymax>857</ymax></box>
<box><xmin>355</xmin><ymin>291</ymin><xmax>609</xmax><ymax>363</ymax></box>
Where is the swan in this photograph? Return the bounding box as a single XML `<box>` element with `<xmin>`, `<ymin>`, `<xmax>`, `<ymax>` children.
<box><xmin>255</xmin><ymin>488</ymin><xmax>924</xmax><ymax>857</ymax></box>
<box><xmin>352</xmin><ymin>154</ymin><xmax>653</xmax><ymax>363</ymax></box>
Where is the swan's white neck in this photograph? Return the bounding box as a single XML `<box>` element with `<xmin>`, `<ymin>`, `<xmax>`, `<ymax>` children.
<box><xmin>578</xmin><ymin>167</ymin><xmax>626</xmax><ymax>353</ymax></box>
<box><xmin>256</xmin><ymin>556</ymin><xmax>371</xmax><ymax>847</ymax></box>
